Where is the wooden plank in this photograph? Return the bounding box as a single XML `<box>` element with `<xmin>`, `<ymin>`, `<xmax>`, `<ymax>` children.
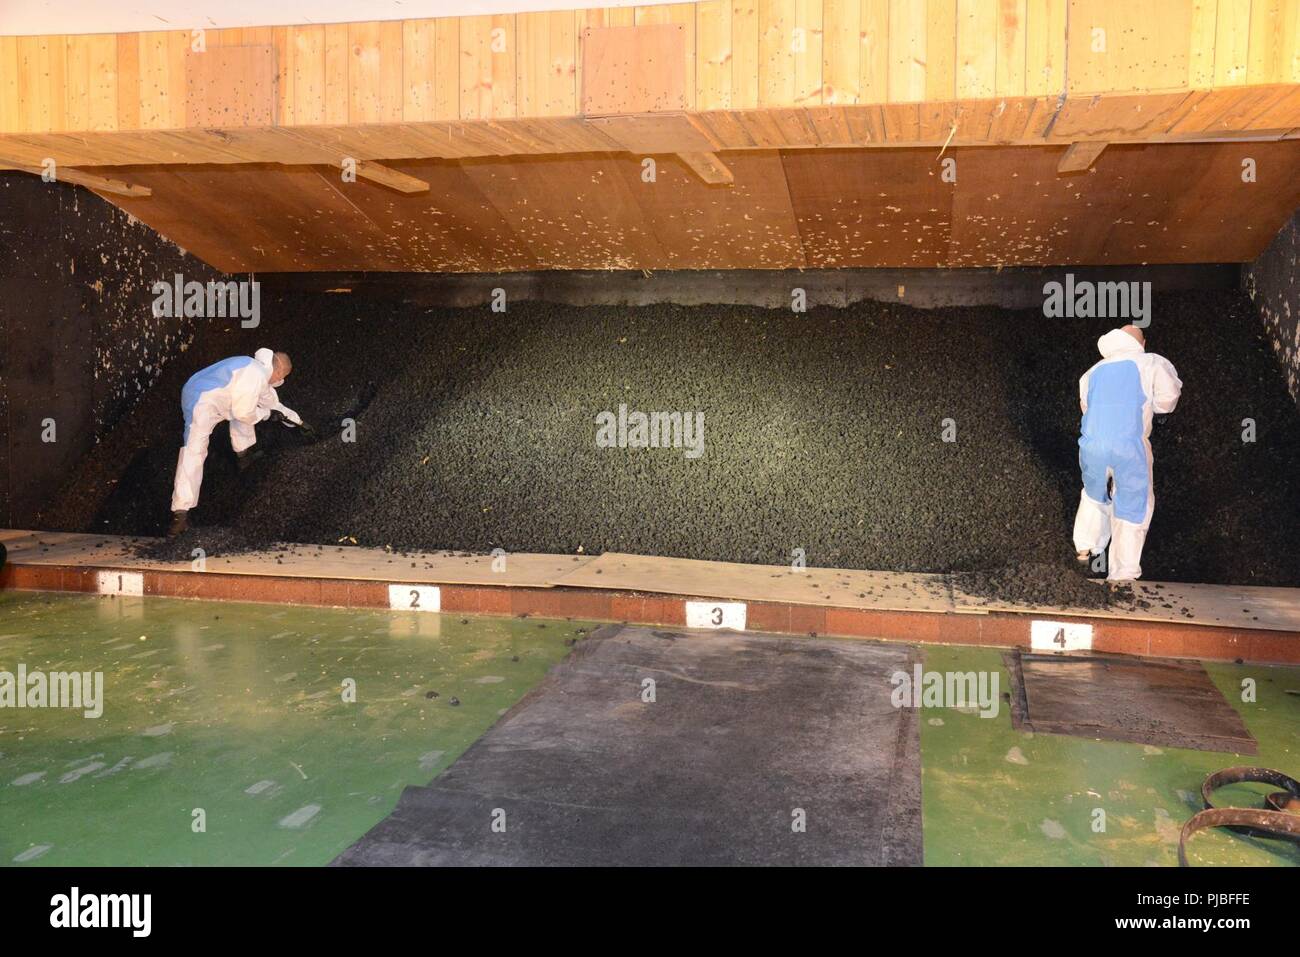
<box><xmin>0</xmin><ymin>37</ymin><xmax>18</xmax><ymax>133</ymax></box>
<box><xmin>823</xmin><ymin>0</ymin><xmax>861</xmax><ymax>104</ymax></box>
<box><xmin>1189</xmin><ymin>0</ymin><xmax>1219</xmax><ymax>88</ymax></box>
<box><xmin>403</xmin><ymin>19</ymin><xmax>437</xmax><ymax>122</ymax></box>
<box><xmin>1247</xmin><ymin>0</ymin><xmax>1287</xmax><ymax>83</ymax></box>
<box><xmin>64</xmin><ymin>35</ymin><xmax>91</xmax><ymax>132</ymax></box>
<box><xmin>1287</xmin><ymin>0</ymin><xmax>1300</xmax><ymax>83</ymax></box>
<box><xmin>957</xmin><ymin>0</ymin><xmax>998</xmax><ymax>98</ymax></box>
<box><xmin>1214</xmin><ymin>0</ymin><xmax>1252</xmax><ymax>86</ymax></box>
<box><xmin>460</xmin><ymin>14</ymin><xmax>518</xmax><ymax>120</ymax></box>
<box><xmin>0</xmin><ymin>161</ymin><xmax>151</xmax><ymax>196</ymax></box>
<box><xmin>861</xmin><ymin>0</ymin><xmax>890</xmax><ymax>103</ymax></box>
<box><xmin>354</xmin><ymin>160</ymin><xmax>430</xmax><ymax>193</ymax></box>
<box><xmin>518</xmin><ymin>11</ymin><xmax>577</xmax><ymax>118</ymax></box>
<box><xmin>1026</xmin><ymin>0</ymin><xmax>1066</xmax><ymax>95</ymax></box>
<box><xmin>759</xmin><ymin>0</ymin><xmax>823</xmax><ymax>106</ymax></box>
<box><xmin>45</xmin><ymin>35</ymin><xmax>68</xmax><ymax>133</ymax></box>
<box><xmin>16</xmin><ymin>37</ymin><xmax>47</xmax><ymax>133</ymax></box>
<box><xmin>115</xmin><ymin>34</ymin><xmax>140</xmax><ymax>131</ymax></box>
<box><xmin>585</xmin><ymin>111</ymin><xmax>719</xmax><ymax>150</ymax></box>
<box><xmin>137</xmin><ymin>32</ymin><xmax>171</xmax><ymax>129</ymax></box>
<box><xmin>697</xmin><ymin>0</ymin><xmax>734</xmax><ymax>109</ymax></box>
<box><xmin>997</xmin><ymin>0</ymin><xmax>1028</xmax><ymax>96</ymax></box>
<box><xmin>433</xmin><ymin>19</ymin><xmax>459</xmax><ymax>121</ymax></box>
<box><xmin>86</xmin><ymin>34</ymin><xmax>118</xmax><ymax>132</ymax></box>
<box><xmin>349</xmin><ymin>21</ymin><xmax>403</xmax><ymax>124</ymax></box>
<box><xmin>272</xmin><ymin>26</ymin><xmax>291</xmax><ymax>126</ymax></box>
<box><xmin>889</xmin><ymin>0</ymin><xmax>927</xmax><ymax>102</ymax></box>
<box><xmin>732</xmin><ymin>0</ymin><xmax>762</xmax><ymax>108</ymax></box>
<box><xmin>676</xmin><ymin>150</ymin><xmax>735</xmax><ymax>182</ymax></box>
<box><xmin>925</xmin><ymin>0</ymin><xmax>957</xmax><ymax>102</ymax></box>
<box><xmin>324</xmin><ymin>23</ymin><xmax>349</xmax><ymax>125</ymax></box>
<box><xmin>290</xmin><ymin>25</ymin><xmax>326</xmax><ymax>125</ymax></box>
<box><xmin>1058</xmin><ymin>139</ymin><xmax>1108</xmax><ymax>171</ymax></box>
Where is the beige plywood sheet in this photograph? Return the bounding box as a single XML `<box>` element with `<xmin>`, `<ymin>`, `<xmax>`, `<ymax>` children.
<box><xmin>1</xmin><ymin>530</ymin><xmax>591</xmax><ymax>587</ymax></box>
<box><xmin>184</xmin><ymin>45</ymin><xmax>278</xmax><ymax>128</ymax></box>
<box><xmin>580</xmin><ymin>24</ymin><xmax>688</xmax><ymax>115</ymax></box>
<box><xmin>549</xmin><ymin>551</ymin><xmax>956</xmax><ymax>612</ymax></box>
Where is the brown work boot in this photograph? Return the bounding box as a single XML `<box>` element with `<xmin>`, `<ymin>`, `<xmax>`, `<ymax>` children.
<box><xmin>167</xmin><ymin>510</ymin><xmax>189</xmax><ymax>537</ymax></box>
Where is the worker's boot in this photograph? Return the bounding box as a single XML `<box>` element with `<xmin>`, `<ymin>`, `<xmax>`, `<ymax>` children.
<box><xmin>167</xmin><ymin>510</ymin><xmax>189</xmax><ymax>537</ymax></box>
<box><xmin>236</xmin><ymin>447</ymin><xmax>263</xmax><ymax>473</ymax></box>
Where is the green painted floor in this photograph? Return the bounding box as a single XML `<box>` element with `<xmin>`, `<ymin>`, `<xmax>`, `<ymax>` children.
<box><xmin>0</xmin><ymin>591</ymin><xmax>588</xmax><ymax>866</ymax></box>
<box><xmin>920</xmin><ymin>645</ymin><xmax>1300</xmax><ymax>867</ymax></box>
<box><xmin>2</xmin><ymin>591</ymin><xmax>1296</xmax><ymax>866</ymax></box>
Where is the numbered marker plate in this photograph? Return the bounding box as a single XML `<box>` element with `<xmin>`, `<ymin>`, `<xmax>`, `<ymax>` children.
<box><xmin>389</xmin><ymin>584</ymin><xmax>441</xmax><ymax>613</ymax></box>
<box><xmin>97</xmin><ymin>570</ymin><xmax>144</xmax><ymax>596</ymax></box>
<box><xmin>1030</xmin><ymin>620</ymin><xmax>1094</xmax><ymax>652</ymax></box>
<box><xmin>685</xmin><ymin>600</ymin><xmax>747</xmax><ymax>631</ymax></box>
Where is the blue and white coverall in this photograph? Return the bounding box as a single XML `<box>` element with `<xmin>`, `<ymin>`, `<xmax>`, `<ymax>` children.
<box><xmin>170</xmin><ymin>348</ymin><xmax>300</xmax><ymax>512</ymax></box>
<box><xmin>1073</xmin><ymin>328</ymin><xmax>1182</xmax><ymax>581</ymax></box>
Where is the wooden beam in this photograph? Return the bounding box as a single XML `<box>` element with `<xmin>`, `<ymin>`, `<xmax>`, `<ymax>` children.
<box><xmin>0</xmin><ymin>160</ymin><xmax>152</xmax><ymax>196</ymax></box>
<box><xmin>676</xmin><ymin>151</ymin><xmax>733</xmax><ymax>184</ymax></box>
<box><xmin>351</xmin><ymin>160</ymin><xmax>430</xmax><ymax>193</ymax></box>
<box><xmin>1058</xmin><ymin>141</ymin><xmax>1109</xmax><ymax>173</ymax></box>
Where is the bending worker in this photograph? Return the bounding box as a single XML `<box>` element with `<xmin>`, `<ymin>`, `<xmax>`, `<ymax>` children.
<box><xmin>1073</xmin><ymin>325</ymin><xmax>1182</xmax><ymax>581</ymax></box>
<box><xmin>168</xmin><ymin>348</ymin><xmax>302</xmax><ymax>536</ymax></box>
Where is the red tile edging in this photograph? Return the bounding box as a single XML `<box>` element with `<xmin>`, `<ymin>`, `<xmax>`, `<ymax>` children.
<box><xmin>2</xmin><ymin>561</ymin><xmax>1296</xmax><ymax>664</ymax></box>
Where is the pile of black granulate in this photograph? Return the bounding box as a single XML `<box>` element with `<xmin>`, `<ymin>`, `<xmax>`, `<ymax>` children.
<box><xmin>38</xmin><ymin>289</ymin><xmax>1300</xmax><ymax>605</ymax></box>
<box><xmin>950</xmin><ymin>562</ymin><xmax>1150</xmax><ymax>610</ymax></box>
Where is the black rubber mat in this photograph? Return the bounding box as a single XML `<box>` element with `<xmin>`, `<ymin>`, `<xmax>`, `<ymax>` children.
<box><xmin>1006</xmin><ymin>650</ymin><xmax>1257</xmax><ymax>754</ymax></box>
<box><xmin>334</xmin><ymin>625</ymin><xmax>923</xmax><ymax>866</ymax></box>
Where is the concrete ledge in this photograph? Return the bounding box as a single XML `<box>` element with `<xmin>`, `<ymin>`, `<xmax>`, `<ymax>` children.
<box><xmin>4</xmin><ymin>560</ymin><xmax>1295</xmax><ymax>665</ymax></box>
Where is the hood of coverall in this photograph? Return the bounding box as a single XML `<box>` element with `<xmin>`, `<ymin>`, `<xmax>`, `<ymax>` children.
<box><xmin>1096</xmin><ymin>328</ymin><xmax>1145</xmax><ymax>359</ymax></box>
<box><xmin>254</xmin><ymin>347</ymin><xmax>282</xmax><ymax>386</ymax></box>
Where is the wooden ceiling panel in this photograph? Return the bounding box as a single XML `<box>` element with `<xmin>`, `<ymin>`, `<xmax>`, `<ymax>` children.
<box><xmin>78</xmin><ymin>142</ymin><xmax>1300</xmax><ymax>274</ymax></box>
<box><xmin>780</xmin><ymin>149</ymin><xmax>955</xmax><ymax>268</ymax></box>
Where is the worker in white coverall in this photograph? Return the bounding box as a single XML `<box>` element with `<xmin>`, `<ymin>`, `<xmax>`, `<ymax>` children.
<box><xmin>1073</xmin><ymin>325</ymin><xmax>1182</xmax><ymax>581</ymax></box>
<box><xmin>168</xmin><ymin>348</ymin><xmax>302</xmax><ymax>536</ymax></box>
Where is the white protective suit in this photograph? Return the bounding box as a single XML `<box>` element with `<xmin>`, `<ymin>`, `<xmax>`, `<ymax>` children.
<box><xmin>170</xmin><ymin>348</ymin><xmax>301</xmax><ymax>512</ymax></box>
<box><xmin>1072</xmin><ymin>329</ymin><xmax>1182</xmax><ymax>581</ymax></box>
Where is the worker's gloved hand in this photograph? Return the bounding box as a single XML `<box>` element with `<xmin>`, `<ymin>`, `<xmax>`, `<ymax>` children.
<box><xmin>269</xmin><ymin>406</ymin><xmax>303</xmax><ymax>428</ymax></box>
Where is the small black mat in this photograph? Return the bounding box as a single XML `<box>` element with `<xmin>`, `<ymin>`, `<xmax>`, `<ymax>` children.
<box><xmin>335</xmin><ymin>624</ymin><xmax>923</xmax><ymax>866</ymax></box>
<box><xmin>1005</xmin><ymin>650</ymin><xmax>1257</xmax><ymax>754</ymax></box>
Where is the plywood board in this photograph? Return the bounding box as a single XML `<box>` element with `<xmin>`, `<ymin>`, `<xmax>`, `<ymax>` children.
<box><xmin>780</xmin><ymin>146</ymin><xmax>954</xmax><ymax>267</ymax></box>
<box><xmin>551</xmin><ymin>551</ymin><xmax>956</xmax><ymax>612</ymax></box>
<box><xmin>580</xmin><ymin>24</ymin><xmax>688</xmax><ymax>114</ymax></box>
<box><xmin>185</xmin><ymin>46</ymin><xmax>278</xmax><ymax>128</ymax></box>
<box><xmin>0</xmin><ymin>530</ymin><xmax>590</xmax><ymax>588</ymax></box>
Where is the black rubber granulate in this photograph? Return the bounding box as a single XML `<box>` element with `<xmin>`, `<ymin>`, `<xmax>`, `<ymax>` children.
<box><xmin>36</xmin><ymin>291</ymin><xmax>1300</xmax><ymax>604</ymax></box>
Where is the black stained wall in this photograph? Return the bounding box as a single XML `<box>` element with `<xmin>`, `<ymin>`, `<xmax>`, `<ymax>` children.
<box><xmin>1245</xmin><ymin>208</ymin><xmax>1300</xmax><ymax>407</ymax></box>
<box><xmin>0</xmin><ymin>172</ymin><xmax>221</xmax><ymax>527</ymax></box>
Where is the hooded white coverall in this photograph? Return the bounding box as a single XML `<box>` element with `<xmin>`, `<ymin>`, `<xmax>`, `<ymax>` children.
<box><xmin>170</xmin><ymin>348</ymin><xmax>300</xmax><ymax>512</ymax></box>
<box><xmin>1072</xmin><ymin>329</ymin><xmax>1182</xmax><ymax>581</ymax></box>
